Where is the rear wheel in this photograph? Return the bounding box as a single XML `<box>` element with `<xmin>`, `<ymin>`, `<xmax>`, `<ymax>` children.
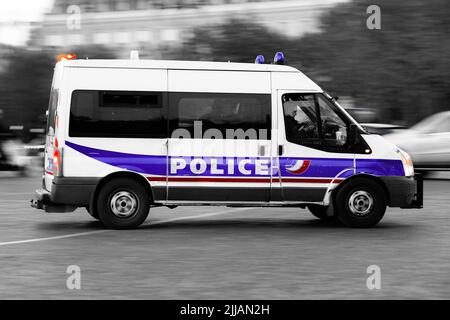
<box><xmin>307</xmin><ymin>204</ymin><xmax>335</xmax><ymax>221</ymax></box>
<box><xmin>96</xmin><ymin>178</ymin><xmax>150</xmax><ymax>229</ymax></box>
<box><xmin>335</xmin><ymin>178</ymin><xmax>386</xmax><ymax>228</ymax></box>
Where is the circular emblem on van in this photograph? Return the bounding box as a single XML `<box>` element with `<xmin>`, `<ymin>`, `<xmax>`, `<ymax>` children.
<box><xmin>286</xmin><ymin>159</ymin><xmax>311</xmax><ymax>175</ymax></box>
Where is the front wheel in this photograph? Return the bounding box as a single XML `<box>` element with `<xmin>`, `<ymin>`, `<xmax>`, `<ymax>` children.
<box><xmin>96</xmin><ymin>178</ymin><xmax>150</xmax><ymax>229</ymax></box>
<box><xmin>335</xmin><ymin>178</ymin><xmax>387</xmax><ymax>228</ymax></box>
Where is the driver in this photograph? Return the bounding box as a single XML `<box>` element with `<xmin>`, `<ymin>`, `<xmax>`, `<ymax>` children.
<box><xmin>284</xmin><ymin>101</ymin><xmax>317</xmax><ymax>142</ymax></box>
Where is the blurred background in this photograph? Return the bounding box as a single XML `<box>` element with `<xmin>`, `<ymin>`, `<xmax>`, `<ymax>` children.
<box><xmin>0</xmin><ymin>0</ymin><xmax>449</xmax><ymax>172</ymax></box>
<box><xmin>0</xmin><ymin>1</ymin><xmax>449</xmax><ymax>300</ymax></box>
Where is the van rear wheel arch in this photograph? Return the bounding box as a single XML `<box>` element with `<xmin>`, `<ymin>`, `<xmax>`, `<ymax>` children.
<box><xmin>89</xmin><ymin>171</ymin><xmax>153</xmax><ymax>219</ymax></box>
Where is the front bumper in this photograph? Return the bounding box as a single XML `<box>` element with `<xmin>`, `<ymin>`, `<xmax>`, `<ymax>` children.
<box><xmin>380</xmin><ymin>174</ymin><xmax>423</xmax><ymax>209</ymax></box>
<box><xmin>409</xmin><ymin>173</ymin><xmax>423</xmax><ymax>208</ymax></box>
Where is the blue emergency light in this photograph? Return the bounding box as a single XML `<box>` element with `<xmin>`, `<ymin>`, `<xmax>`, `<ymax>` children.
<box><xmin>273</xmin><ymin>52</ymin><xmax>285</xmax><ymax>65</ymax></box>
<box><xmin>255</xmin><ymin>55</ymin><xmax>265</xmax><ymax>64</ymax></box>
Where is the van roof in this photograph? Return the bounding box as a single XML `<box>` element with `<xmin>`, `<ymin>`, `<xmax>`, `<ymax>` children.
<box><xmin>58</xmin><ymin>59</ymin><xmax>301</xmax><ymax>73</ymax></box>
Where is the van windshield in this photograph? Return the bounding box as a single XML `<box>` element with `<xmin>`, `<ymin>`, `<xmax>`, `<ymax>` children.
<box><xmin>46</xmin><ymin>88</ymin><xmax>58</xmax><ymax>136</ymax></box>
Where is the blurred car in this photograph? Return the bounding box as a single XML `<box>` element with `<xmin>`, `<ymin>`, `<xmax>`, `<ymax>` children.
<box><xmin>344</xmin><ymin>107</ymin><xmax>405</xmax><ymax>135</ymax></box>
<box><xmin>345</xmin><ymin>107</ymin><xmax>380</xmax><ymax>123</ymax></box>
<box><xmin>361</xmin><ymin>123</ymin><xmax>405</xmax><ymax>135</ymax></box>
<box><xmin>384</xmin><ymin>111</ymin><xmax>450</xmax><ymax>171</ymax></box>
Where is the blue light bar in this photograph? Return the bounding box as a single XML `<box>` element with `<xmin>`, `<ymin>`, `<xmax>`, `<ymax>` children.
<box><xmin>273</xmin><ymin>52</ymin><xmax>285</xmax><ymax>65</ymax></box>
<box><xmin>255</xmin><ymin>55</ymin><xmax>265</xmax><ymax>64</ymax></box>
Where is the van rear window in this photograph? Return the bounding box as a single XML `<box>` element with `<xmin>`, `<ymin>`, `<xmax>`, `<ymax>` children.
<box><xmin>69</xmin><ymin>90</ymin><xmax>167</xmax><ymax>138</ymax></box>
<box><xmin>46</xmin><ymin>88</ymin><xmax>58</xmax><ymax>136</ymax></box>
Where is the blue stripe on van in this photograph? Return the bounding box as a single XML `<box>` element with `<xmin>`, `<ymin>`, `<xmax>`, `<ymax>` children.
<box><xmin>65</xmin><ymin>141</ymin><xmax>166</xmax><ymax>176</ymax></box>
<box><xmin>356</xmin><ymin>158</ymin><xmax>405</xmax><ymax>176</ymax></box>
<box><xmin>65</xmin><ymin>141</ymin><xmax>405</xmax><ymax>178</ymax></box>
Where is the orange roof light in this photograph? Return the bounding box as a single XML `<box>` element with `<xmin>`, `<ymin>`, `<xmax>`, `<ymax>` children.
<box><xmin>57</xmin><ymin>53</ymin><xmax>77</xmax><ymax>62</ymax></box>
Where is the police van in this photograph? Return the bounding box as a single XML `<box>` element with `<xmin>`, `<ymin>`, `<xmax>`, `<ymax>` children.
<box><xmin>31</xmin><ymin>52</ymin><xmax>423</xmax><ymax>229</ymax></box>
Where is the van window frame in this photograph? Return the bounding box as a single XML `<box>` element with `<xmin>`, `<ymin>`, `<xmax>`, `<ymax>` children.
<box><xmin>68</xmin><ymin>89</ymin><xmax>168</xmax><ymax>139</ymax></box>
<box><xmin>168</xmin><ymin>91</ymin><xmax>272</xmax><ymax>140</ymax></box>
<box><xmin>282</xmin><ymin>92</ymin><xmax>368</xmax><ymax>154</ymax></box>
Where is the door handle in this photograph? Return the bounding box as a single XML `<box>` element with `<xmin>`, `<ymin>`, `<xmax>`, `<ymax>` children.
<box><xmin>258</xmin><ymin>145</ymin><xmax>266</xmax><ymax>156</ymax></box>
<box><xmin>278</xmin><ymin>145</ymin><xmax>284</xmax><ymax>156</ymax></box>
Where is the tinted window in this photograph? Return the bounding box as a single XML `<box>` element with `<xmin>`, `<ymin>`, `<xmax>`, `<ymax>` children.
<box><xmin>69</xmin><ymin>90</ymin><xmax>166</xmax><ymax>138</ymax></box>
<box><xmin>169</xmin><ymin>92</ymin><xmax>271</xmax><ymax>140</ymax></box>
<box><xmin>316</xmin><ymin>94</ymin><xmax>348</xmax><ymax>147</ymax></box>
<box><xmin>283</xmin><ymin>94</ymin><xmax>320</xmax><ymax>146</ymax></box>
<box><xmin>283</xmin><ymin>93</ymin><xmax>349</xmax><ymax>151</ymax></box>
<box><xmin>46</xmin><ymin>88</ymin><xmax>58</xmax><ymax>136</ymax></box>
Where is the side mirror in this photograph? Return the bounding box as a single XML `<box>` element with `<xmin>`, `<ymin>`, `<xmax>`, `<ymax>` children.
<box><xmin>348</xmin><ymin>123</ymin><xmax>359</xmax><ymax>145</ymax></box>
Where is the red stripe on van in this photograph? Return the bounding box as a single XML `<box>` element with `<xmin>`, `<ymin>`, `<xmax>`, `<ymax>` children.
<box><xmin>146</xmin><ymin>176</ymin><xmax>343</xmax><ymax>184</ymax></box>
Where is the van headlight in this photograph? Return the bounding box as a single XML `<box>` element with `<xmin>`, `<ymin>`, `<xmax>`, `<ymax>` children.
<box><xmin>398</xmin><ymin>149</ymin><xmax>414</xmax><ymax>177</ymax></box>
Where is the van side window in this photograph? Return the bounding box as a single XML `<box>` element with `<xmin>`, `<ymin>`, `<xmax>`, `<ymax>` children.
<box><xmin>283</xmin><ymin>93</ymin><xmax>349</xmax><ymax>151</ymax></box>
<box><xmin>69</xmin><ymin>90</ymin><xmax>167</xmax><ymax>138</ymax></box>
<box><xmin>316</xmin><ymin>94</ymin><xmax>348</xmax><ymax>147</ymax></box>
<box><xmin>283</xmin><ymin>94</ymin><xmax>321</xmax><ymax>146</ymax></box>
<box><xmin>169</xmin><ymin>93</ymin><xmax>271</xmax><ymax>140</ymax></box>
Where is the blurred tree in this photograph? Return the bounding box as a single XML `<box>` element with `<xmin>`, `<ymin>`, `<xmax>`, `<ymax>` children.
<box><xmin>0</xmin><ymin>46</ymin><xmax>117</xmax><ymax>142</ymax></box>
<box><xmin>160</xmin><ymin>18</ymin><xmax>295</xmax><ymax>64</ymax></box>
<box><xmin>169</xmin><ymin>0</ymin><xmax>450</xmax><ymax>125</ymax></box>
<box><xmin>0</xmin><ymin>48</ymin><xmax>53</xmax><ymax>142</ymax></box>
<box><xmin>297</xmin><ymin>0</ymin><xmax>450</xmax><ymax>125</ymax></box>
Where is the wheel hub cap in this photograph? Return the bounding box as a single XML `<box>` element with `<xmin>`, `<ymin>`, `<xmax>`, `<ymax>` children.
<box><xmin>348</xmin><ymin>190</ymin><xmax>374</xmax><ymax>216</ymax></box>
<box><xmin>110</xmin><ymin>191</ymin><xmax>138</xmax><ymax>218</ymax></box>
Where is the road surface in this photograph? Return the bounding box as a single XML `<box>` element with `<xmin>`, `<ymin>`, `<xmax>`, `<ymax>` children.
<box><xmin>0</xmin><ymin>173</ymin><xmax>448</xmax><ymax>299</ymax></box>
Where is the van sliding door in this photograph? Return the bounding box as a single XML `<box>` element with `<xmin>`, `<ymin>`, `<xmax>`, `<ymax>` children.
<box><xmin>166</xmin><ymin>70</ymin><xmax>272</xmax><ymax>203</ymax></box>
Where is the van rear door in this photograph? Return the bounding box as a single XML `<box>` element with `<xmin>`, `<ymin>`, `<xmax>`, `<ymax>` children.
<box><xmin>43</xmin><ymin>64</ymin><xmax>63</xmax><ymax>191</ymax></box>
<box><xmin>43</xmin><ymin>88</ymin><xmax>57</xmax><ymax>191</ymax></box>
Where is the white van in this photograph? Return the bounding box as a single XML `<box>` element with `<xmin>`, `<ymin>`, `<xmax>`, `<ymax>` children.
<box><xmin>31</xmin><ymin>55</ymin><xmax>423</xmax><ymax>228</ymax></box>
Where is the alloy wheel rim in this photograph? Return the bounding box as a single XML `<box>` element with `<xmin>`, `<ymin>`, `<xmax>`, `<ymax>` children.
<box><xmin>110</xmin><ymin>190</ymin><xmax>138</xmax><ymax>218</ymax></box>
<box><xmin>348</xmin><ymin>190</ymin><xmax>374</xmax><ymax>216</ymax></box>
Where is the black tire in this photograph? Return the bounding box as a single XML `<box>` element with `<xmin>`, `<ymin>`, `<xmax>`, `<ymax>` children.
<box><xmin>96</xmin><ymin>178</ymin><xmax>150</xmax><ymax>229</ymax></box>
<box><xmin>335</xmin><ymin>178</ymin><xmax>386</xmax><ymax>228</ymax></box>
<box><xmin>307</xmin><ymin>204</ymin><xmax>335</xmax><ymax>221</ymax></box>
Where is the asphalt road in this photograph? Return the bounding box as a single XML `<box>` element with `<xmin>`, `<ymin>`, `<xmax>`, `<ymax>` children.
<box><xmin>0</xmin><ymin>173</ymin><xmax>449</xmax><ymax>299</ymax></box>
